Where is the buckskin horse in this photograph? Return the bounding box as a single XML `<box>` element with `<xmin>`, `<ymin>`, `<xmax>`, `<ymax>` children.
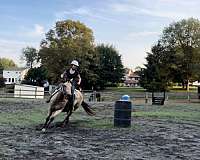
<box><xmin>41</xmin><ymin>81</ymin><xmax>95</xmax><ymax>132</ymax></box>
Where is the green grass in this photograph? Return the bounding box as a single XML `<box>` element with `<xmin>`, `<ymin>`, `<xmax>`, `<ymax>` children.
<box><xmin>0</xmin><ymin>104</ymin><xmax>138</xmax><ymax>129</ymax></box>
<box><xmin>168</xmin><ymin>86</ymin><xmax>197</xmax><ymax>92</ymax></box>
<box><xmin>1</xmin><ymin>97</ymin><xmax>200</xmax><ymax>129</ymax></box>
<box><xmin>105</xmin><ymin>86</ymin><xmax>198</xmax><ymax>93</ymax></box>
<box><xmin>0</xmin><ymin>109</ymin><xmax>45</xmax><ymax>126</ymax></box>
<box><xmin>105</xmin><ymin>87</ymin><xmax>146</xmax><ymax>92</ymax></box>
<box><xmin>134</xmin><ymin>111</ymin><xmax>200</xmax><ymax>122</ymax></box>
<box><xmin>133</xmin><ymin>103</ymin><xmax>200</xmax><ymax>123</ymax></box>
<box><xmin>0</xmin><ymin>106</ymin><xmax>70</xmax><ymax>126</ymax></box>
<box><xmin>71</xmin><ymin>116</ymin><xmax>140</xmax><ymax>130</ymax></box>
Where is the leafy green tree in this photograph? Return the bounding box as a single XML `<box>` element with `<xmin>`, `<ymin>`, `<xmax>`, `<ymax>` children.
<box><xmin>22</xmin><ymin>66</ymin><xmax>48</xmax><ymax>86</ymax></box>
<box><xmin>0</xmin><ymin>58</ymin><xmax>16</xmax><ymax>87</ymax></box>
<box><xmin>139</xmin><ymin>42</ymin><xmax>172</xmax><ymax>92</ymax></box>
<box><xmin>21</xmin><ymin>47</ymin><xmax>38</xmax><ymax>68</ymax></box>
<box><xmin>38</xmin><ymin>20</ymin><xmax>97</xmax><ymax>87</ymax></box>
<box><xmin>0</xmin><ymin>58</ymin><xmax>17</xmax><ymax>69</ymax></box>
<box><xmin>160</xmin><ymin>18</ymin><xmax>200</xmax><ymax>89</ymax></box>
<box><xmin>0</xmin><ymin>63</ymin><xmax>3</xmax><ymax>74</ymax></box>
<box><xmin>96</xmin><ymin>44</ymin><xmax>124</xmax><ymax>88</ymax></box>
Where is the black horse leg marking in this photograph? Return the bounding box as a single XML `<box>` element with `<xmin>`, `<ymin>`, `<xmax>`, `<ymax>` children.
<box><xmin>42</xmin><ymin>116</ymin><xmax>50</xmax><ymax>129</ymax></box>
<box><xmin>42</xmin><ymin>110</ymin><xmax>53</xmax><ymax>130</ymax></box>
<box><xmin>46</xmin><ymin>117</ymin><xmax>55</xmax><ymax>129</ymax></box>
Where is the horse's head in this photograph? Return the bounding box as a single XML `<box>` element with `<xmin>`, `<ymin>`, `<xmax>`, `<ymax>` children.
<box><xmin>63</xmin><ymin>81</ymin><xmax>72</xmax><ymax>95</ymax></box>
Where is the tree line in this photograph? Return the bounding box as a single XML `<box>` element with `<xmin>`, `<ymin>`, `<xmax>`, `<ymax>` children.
<box><xmin>139</xmin><ymin>18</ymin><xmax>200</xmax><ymax>92</ymax></box>
<box><xmin>4</xmin><ymin>18</ymin><xmax>199</xmax><ymax>91</ymax></box>
<box><xmin>22</xmin><ymin>20</ymin><xmax>124</xmax><ymax>89</ymax></box>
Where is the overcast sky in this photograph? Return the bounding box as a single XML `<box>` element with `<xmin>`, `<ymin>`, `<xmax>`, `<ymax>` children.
<box><xmin>0</xmin><ymin>0</ymin><xmax>200</xmax><ymax>69</ymax></box>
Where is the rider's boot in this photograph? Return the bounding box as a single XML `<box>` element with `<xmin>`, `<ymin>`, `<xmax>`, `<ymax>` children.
<box><xmin>63</xmin><ymin>94</ymin><xmax>73</xmax><ymax>112</ymax></box>
<box><xmin>67</xmin><ymin>94</ymin><xmax>74</xmax><ymax>107</ymax></box>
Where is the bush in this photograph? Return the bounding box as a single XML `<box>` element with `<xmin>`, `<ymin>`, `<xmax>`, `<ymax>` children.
<box><xmin>0</xmin><ymin>76</ymin><xmax>5</xmax><ymax>88</ymax></box>
<box><xmin>5</xmin><ymin>84</ymin><xmax>14</xmax><ymax>93</ymax></box>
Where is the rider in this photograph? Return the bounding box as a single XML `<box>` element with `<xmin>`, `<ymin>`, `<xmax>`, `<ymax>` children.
<box><xmin>46</xmin><ymin>60</ymin><xmax>81</xmax><ymax>104</ymax></box>
<box><xmin>62</xmin><ymin>60</ymin><xmax>81</xmax><ymax>106</ymax></box>
<box><xmin>61</xmin><ymin>60</ymin><xmax>81</xmax><ymax>89</ymax></box>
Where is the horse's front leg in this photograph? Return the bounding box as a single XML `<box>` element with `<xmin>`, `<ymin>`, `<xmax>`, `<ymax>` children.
<box><xmin>42</xmin><ymin>109</ymin><xmax>63</xmax><ymax>132</ymax></box>
<box><xmin>42</xmin><ymin>113</ymin><xmax>52</xmax><ymax>131</ymax></box>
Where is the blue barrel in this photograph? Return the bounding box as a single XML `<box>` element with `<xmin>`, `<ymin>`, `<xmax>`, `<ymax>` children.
<box><xmin>114</xmin><ymin>100</ymin><xmax>132</xmax><ymax>127</ymax></box>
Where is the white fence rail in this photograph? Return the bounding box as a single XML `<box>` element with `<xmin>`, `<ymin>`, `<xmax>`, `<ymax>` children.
<box><xmin>14</xmin><ymin>84</ymin><xmax>44</xmax><ymax>99</ymax></box>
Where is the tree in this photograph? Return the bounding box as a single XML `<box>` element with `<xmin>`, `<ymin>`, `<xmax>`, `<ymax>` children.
<box><xmin>160</xmin><ymin>18</ymin><xmax>200</xmax><ymax>89</ymax></box>
<box><xmin>0</xmin><ymin>58</ymin><xmax>17</xmax><ymax>87</ymax></box>
<box><xmin>0</xmin><ymin>63</ymin><xmax>3</xmax><ymax>74</ymax></box>
<box><xmin>96</xmin><ymin>44</ymin><xmax>124</xmax><ymax>88</ymax></box>
<box><xmin>0</xmin><ymin>58</ymin><xmax>17</xmax><ymax>69</ymax></box>
<box><xmin>139</xmin><ymin>42</ymin><xmax>172</xmax><ymax>92</ymax></box>
<box><xmin>38</xmin><ymin>20</ymin><xmax>97</xmax><ymax>87</ymax></box>
<box><xmin>22</xmin><ymin>66</ymin><xmax>48</xmax><ymax>86</ymax></box>
<box><xmin>21</xmin><ymin>47</ymin><xmax>38</xmax><ymax>68</ymax></box>
<box><xmin>140</xmin><ymin>18</ymin><xmax>200</xmax><ymax>94</ymax></box>
<box><xmin>0</xmin><ymin>75</ymin><xmax>5</xmax><ymax>88</ymax></box>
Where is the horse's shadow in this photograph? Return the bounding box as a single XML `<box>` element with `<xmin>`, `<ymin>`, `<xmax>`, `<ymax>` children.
<box><xmin>35</xmin><ymin>121</ymin><xmax>82</xmax><ymax>133</ymax></box>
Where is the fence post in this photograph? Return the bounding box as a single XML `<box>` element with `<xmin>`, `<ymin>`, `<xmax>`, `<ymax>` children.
<box><xmin>93</xmin><ymin>90</ymin><xmax>96</xmax><ymax>102</ymax></box>
<box><xmin>5</xmin><ymin>87</ymin><xmax>7</xmax><ymax>98</ymax></box>
<box><xmin>187</xmin><ymin>91</ymin><xmax>190</xmax><ymax>102</ymax></box>
<box><xmin>187</xmin><ymin>80</ymin><xmax>190</xmax><ymax>102</ymax></box>
<box><xmin>19</xmin><ymin>88</ymin><xmax>21</xmax><ymax>97</ymax></box>
<box><xmin>35</xmin><ymin>87</ymin><xmax>37</xmax><ymax>99</ymax></box>
<box><xmin>145</xmin><ymin>92</ymin><xmax>148</xmax><ymax>103</ymax></box>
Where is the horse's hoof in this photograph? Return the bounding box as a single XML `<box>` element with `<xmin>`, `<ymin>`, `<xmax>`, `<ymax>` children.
<box><xmin>41</xmin><ymin>128</ymin><xmax>46</xmax><ymax>132</ymax></box>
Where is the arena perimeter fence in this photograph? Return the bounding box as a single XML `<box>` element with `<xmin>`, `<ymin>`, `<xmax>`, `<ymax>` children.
<box><xmin>1</xmin><ymin>86</ymin><xmax>200</xmax><ymax>102</ymax></box>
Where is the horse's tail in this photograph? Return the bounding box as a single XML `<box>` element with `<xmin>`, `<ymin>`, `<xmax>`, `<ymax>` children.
<box><xmin>81</xmin><ymin>101</ymin><xmax>95</xmax><ymax>116</ymax></box>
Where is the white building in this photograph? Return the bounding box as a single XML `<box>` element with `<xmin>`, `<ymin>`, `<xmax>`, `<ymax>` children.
<box><xmin>192</xmin><ymin>81</ymin><xmax>200</xmax><ymax>86</ymax></box>
<box><xmin>124</xmin><ymin>68</ymin><xmax>140</xmax><ymax>87</ymax></box>
<box><xmin>3</xmin><ymin>68</ymin><xmax>29</xmax><ymax>85</ymax></box>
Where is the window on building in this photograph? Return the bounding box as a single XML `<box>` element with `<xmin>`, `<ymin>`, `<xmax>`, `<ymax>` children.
<box><xmin>9</xmin><ymin>78</ymin><xmax>11</xmax><ymax>82</ymax></box>
<box><xmin>12</xmin><ymin>78</ymin><xmax>14</xmax><ymax>82</ymax></box>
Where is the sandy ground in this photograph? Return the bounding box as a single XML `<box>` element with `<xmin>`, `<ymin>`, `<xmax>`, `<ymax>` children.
<box><xmin>0</xmin><ymin>99</ymin><xmax>200</xmax><ymax>160</ymax></box>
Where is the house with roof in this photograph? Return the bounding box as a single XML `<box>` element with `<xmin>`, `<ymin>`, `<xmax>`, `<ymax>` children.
<box><xmin>124</xmin><ymin>68</ymin><xmax>140</xmax><ymax>87</ymax></box>
<box><xmin>3</xmin><ymin>67</ymin><xmax>29</xmax><ymax>85</ymax></box>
